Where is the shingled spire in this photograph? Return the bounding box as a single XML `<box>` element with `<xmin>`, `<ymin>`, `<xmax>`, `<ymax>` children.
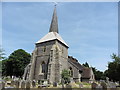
<box><xmin>49</xmin><ymin>6</ymin><xmax>58</xmax><ymax>33</ymax></box>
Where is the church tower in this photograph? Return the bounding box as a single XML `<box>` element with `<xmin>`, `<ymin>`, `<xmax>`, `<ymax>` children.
<box><xmin>29</xmin><ymin>6</ymin><xmax>69</xmax><ymax>84</ymax></box>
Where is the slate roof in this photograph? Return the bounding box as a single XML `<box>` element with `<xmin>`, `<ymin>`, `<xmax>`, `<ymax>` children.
<box><xmin>68</xmin><ymin>56</ymin><xmax>92</xmax><ymax>79</ymax></box>
<box><xmin>36</xmin><ymin>32</ymin><xmax>68</xmax><ymax>47</ymax></box>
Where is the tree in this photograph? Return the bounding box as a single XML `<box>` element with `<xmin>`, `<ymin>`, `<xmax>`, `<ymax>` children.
<box><xmin>2</xmin><ymin>49</ymin><xmax>31</xmax><ymax>77</ymax></box>
<box><xmin>107</xmin><ymin>53</ymin><xmax>120</xmax><ymax>82</ymax></box>
<box><xmin>0</xmin><ymin>47</ymin><xmax>6</xmax><ymax>76</ymax></box>
<box><xmin>83</xmin><ymin>62</ymin><xmax>89</xmax><ymax>67</ymax></box>
<box><xmin>61</xmin><ymin>69</ymin><xmax>70</xmax><ymax>84</ymax></box>
<box><xmin>92</xmin><ymin>67</ymin><xmax>106</xmax><ymax>80</ymax></box>
<box><xmin>0</xmin><ymin>48</ymin><xmax>5</xmax><ymax>60</ymax></box>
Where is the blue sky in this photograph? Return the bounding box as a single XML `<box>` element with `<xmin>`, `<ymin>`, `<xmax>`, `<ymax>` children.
<box><xmin>2</xmin><ymin>2</ymin><xmax>118</xmax><ymax>71</ymax></box>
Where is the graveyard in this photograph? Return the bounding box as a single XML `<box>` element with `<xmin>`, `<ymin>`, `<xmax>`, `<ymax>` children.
<box><xmin>0</xmin><ymin>76</ymin><xmax>120</xmax><ymax>89</ymax></box>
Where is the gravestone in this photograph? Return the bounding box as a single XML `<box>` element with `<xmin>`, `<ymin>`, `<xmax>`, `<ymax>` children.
<box><xmin>32</xmin><ymin>80</ymin><xmax>36</xmax><ymax>88</ymax></box>
<box><xmin>109</xmin><ymin>82</ymin><xmax>116</xmax><ymax>88</ymax></box>
<box><xmin>61</xmin><ymin>79</ymin><xmax>65</xmax><ymax>88</ymax></box>
<box><xmin>26</xmin><ymin>80</ymin><xmax>31</xmax><ymax>88</ymax></box>
<box><xmin>0</xmin><ymin>81</ymin><xmax>5</xmax><ymax>89</ymax></box>
<box><xmin>15</xmin><ymin>80</ymin><xmax>20</xmax><ymax>88</ymax></box>
<box><xmin>91</xmin><ymin>82</ymin><xmax>98</xmax><ymax>89</ymax></box>
<box><xmin>101</xmin><ymin>81</ymin><xmax>107</xmax><ymax>90</ymax></box>
<box><xmin>21</xmin><ymin>80</ymin><xmax>26</xmax><ymax>88</ymax></box>
<box><xmin>11</xmin><ymin>80</ymin><xmax>15</xmax><ymax>87</ymax></box>
<box><xmin>53</xmin><ymin>82</ymin><xmax>57</xmax><ymax>87</ymax></box>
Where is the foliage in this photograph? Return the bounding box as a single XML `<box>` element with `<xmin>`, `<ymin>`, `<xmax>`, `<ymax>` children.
<box><xmin>61</xmin><ymin>69</ymin><xmax>70</xmax><ymax>84</ymax></box>
<box><xmin>82</xmin><ymin>62</ymin><xmax>89</xmax><ymax>67</ymax></box>
<box><xmin>2</xmin><ymin>49</ymin><xmax>31</xmax><ymax>77</ymax></box>
<box><xmin>107</xmin><ymin>53</ymin><xmax>120</xmax><ymax>82</ymax></box>
<box><xmin>92</xmin><ymin>67</ymin><xmax>106</xmax><ymax>80</ymax></box>
<box><xmin>0</xmin><ymin>48</ymin><xmax>5</xmax><ymax>60</ymax></box>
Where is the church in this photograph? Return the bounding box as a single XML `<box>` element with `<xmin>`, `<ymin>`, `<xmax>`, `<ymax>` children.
<box><xmin>23</xmin><ymin>6</ymin><xmax>95</xmax><ymax>84</ymax></box>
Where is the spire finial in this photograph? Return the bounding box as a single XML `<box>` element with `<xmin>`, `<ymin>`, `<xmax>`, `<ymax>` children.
<box><xmin>54</xmin><ymin>2</ymin><xmax>58</xmax><ymax>7</ymax></box>
<box><xmin>49</xmin><ymin>4</ymin><xmax>58</xmax><ymax>33</ymax></box>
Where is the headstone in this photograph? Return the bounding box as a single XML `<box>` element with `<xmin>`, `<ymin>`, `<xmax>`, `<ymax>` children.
<box><xmin>15</xmin><ymin>80</ymin><xmax>20</xmax><ymax>88</ymax></box>
<box><xmin>101</xmin><ymin>81</ymin><xmax>107</xmax><ymax>90</ymax></box>
<box><xmin>106</xmin><ymin>77</ymin><xmax>109</xmax><ymax>83</ymax></box>
<box><xmin>32</xmin><ymin>80</ymin><xmax>36</xmax><ymax>88</ymax></box>
<box><xmin>53</xmin><ymin>82</ymin><xmax>57</xmax><ymax>87</ymax></box>
<box><xmin>11</xmin><ymin>80</ymin><xmax>15</xmax><ymax>87</ymax></box>
<box><xmin>109</xmin><ymin>82</ymin><xmax>116</xmax><ymax>88</ymax></box>
<box><xmin>26</xmin><ymin>80</ymin><xmax>31</xmax><ymax>88</ymax></box>
<box><xmin>21</xmin><ymin>80</ymin><xmax>26</xmax><ymax>88</ymax></box>
<box><xmin>61</xmin><ymin>79</ymin><xmax>65</xmax><ymax>88</ymax></box>
<box><xmin>91</xmin><ymin>82</ymin><xmax>98</xmax><ymax>89</ymax></box>
<box><xmin>0</xmin><ymin>81</ymin><xmax>5</xmax><ymax>89</ymax></box>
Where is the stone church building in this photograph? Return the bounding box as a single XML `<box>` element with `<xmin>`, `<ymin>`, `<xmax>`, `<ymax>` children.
<box><xmin>23</xmin><ymin>7</ymin><xmax>95</xmax><ymax>84</ymax></box>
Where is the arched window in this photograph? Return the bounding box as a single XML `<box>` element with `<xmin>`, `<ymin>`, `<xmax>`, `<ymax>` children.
<box><xmin>43</xmin><ymin>46</ymin><xmax>46</xmax><ymax>52</ymax></box>
<box><xmin>69</xmin><ymin>67</ymin><xmax>73</xmax><ymax>77</ymax></box>
<box><xmin>41</xmin><ymin>61</ymin><xmax>45</xmax><ymax>73</ymax></box>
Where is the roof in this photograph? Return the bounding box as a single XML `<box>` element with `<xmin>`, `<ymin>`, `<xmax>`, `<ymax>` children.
<box><xmin>36</xmin><ymin>32</ymin><xmax>68</xmax><ymax>47</ymax></box>
<box><xmin>49</xmin><ymin>6</ymin><xmax>58</xmax><ymax>33</ymax></box>
<box><xmin>68</xmin><ymin>56</ymin><xmax>83</xmax><ymax>70</ymax></box>
<box><xmin>68</xmin><ymin>56</ymin><xmax>93</xmax><ymax>79</ymax></box>
<box><xmin>81</xmin><ymin>67</ymin><xmax>92</xmax><ymax>79</ymax></box>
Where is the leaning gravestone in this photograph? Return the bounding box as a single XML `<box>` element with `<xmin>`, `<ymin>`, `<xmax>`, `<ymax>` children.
<box><xmin>91</xmin><ymin>82</ymin><xmax>98</xmax><ymax>89</ymax></box>
<box><xmin>21</xmin><ymin>80</ymin><xmax>26</xmax><ymax>88</ymax></box>
<box><xmin>26</xmin><ymin>80</ymin><xmax>31</xmax><ymax>89</ymax></box>
<box><xmin>32</xmin><ymin>80</ymin><xmax>36</xmax><ymax>88</ymax></box>
<box><xmin>101</xmin><ymin>81</ymin><xmax>107</xmax><ymax>90</ymax></box>
<box><xmin>15</xmin><ymin>80</ymin><xmax>20</xmax><ymax>88</ymax></box>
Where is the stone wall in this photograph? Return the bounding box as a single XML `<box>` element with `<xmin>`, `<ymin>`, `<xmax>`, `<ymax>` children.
<box><xmin>68</xmin><ymin>61</ymin><xmax>81</xmax><ymax>82</ymax></box>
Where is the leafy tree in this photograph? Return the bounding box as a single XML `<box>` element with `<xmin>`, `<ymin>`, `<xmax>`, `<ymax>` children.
<box><xmin>107</xmin><ymin>53</ymin><xmax>120</xmax><ymax>82</ymax></box>
<box><xmin>83</xmin><ymin>62</ymin><xmax>89</xmax><ymax>67</ymax></box>
<box><xmin>0</xmin><ymin>47</ymin><xmax>6</xmax><ymax>76</ymax></box>
<box><xmin>92</xmin><ymin>67</ymin><xmax>106</xmax><ymax>80</ymax></box>
<box><xmin>0</xmin><ymin>48</ymin><xmax>5</xmax><ymax>60</ymax></box>
<box><xmin>61</xmin><ymin>69</ymin><xmax>70</xmax><ymax>84</ymax></box>
<box><xmin>2</xmin><ymin>49</ymin><xmax>31</xmax><ymax>77</ymax></box>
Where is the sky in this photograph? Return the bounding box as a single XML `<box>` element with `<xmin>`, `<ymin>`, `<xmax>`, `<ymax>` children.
<box><xmin>2</xmin><ymin>2</ymin><xmax>118</xmax><ymax>71</ymax></box>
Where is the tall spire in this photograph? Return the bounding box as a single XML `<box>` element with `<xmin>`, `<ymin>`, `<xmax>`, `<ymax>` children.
<box><xmin>49</xmin><ymin>5</ymin><xmax>58</xmax><ymax>33</ymax></box>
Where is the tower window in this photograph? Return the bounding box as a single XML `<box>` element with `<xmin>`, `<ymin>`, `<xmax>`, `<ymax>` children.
<box><xmin>43</xmin><ymin>46</ymin><xmax>46</xmax><ymax>52</ymax></box>
<box><xmin>41</xmin><ymin>61</ymin><xmax>45</xmax><ymax>73</ymax></box>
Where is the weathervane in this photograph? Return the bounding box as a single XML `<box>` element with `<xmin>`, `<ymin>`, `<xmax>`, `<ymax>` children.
<box><xmin>53</xmin><ymin>2</ymin><xmax>58</xmax><ymax>7</ymax></box>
